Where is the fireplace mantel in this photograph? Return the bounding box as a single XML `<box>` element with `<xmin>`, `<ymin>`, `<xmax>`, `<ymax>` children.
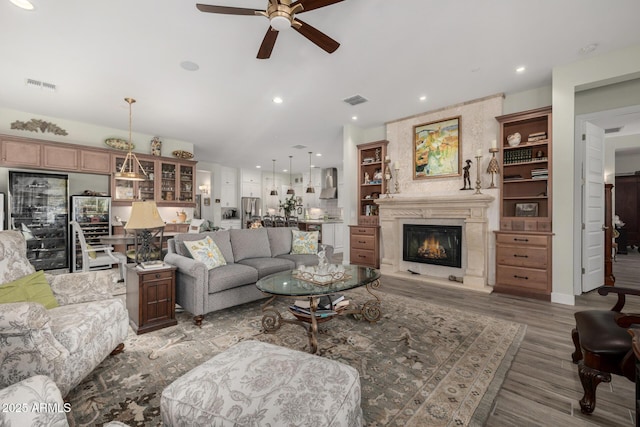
<box><xmin>376</xmin><ymin>194</ymin><xmax>494</xmax><ymax>292</ymax></box>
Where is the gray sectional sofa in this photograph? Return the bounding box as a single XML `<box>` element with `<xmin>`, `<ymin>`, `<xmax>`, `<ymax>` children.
<box><xmin>165</xmin><ymin>227</ymin><xmax>332</xmax><ymax>326</ymax></box>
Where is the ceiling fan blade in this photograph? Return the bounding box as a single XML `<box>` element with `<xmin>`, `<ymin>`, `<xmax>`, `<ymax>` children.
<box><xmin>196</xmin><ymin>4</ymin><xmax>262</xmax><ymax>16</ymax></box>
<box><xmin>291</xmin><ymin>0</ymin><xmax>344</xmax><ymax>13</ymax></box>
<box><xmin>293</xmin><ymin>18</ymin><xmax>340</xmax><ymax>54</ymax></box>
<box><xmin>257</xmin><ymin>28</ymin><xmax>279</xmax><ymax>59</ymax></box>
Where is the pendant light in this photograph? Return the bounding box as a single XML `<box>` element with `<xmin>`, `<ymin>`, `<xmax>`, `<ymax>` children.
<box><xmin>287</xmin><ymin>155</ymin><xmax>295</xmax><ymax>195</ymax></box>
<box><xmin>114</xmin><ymin>97</ymin><xmax>147</xmax><ymax>181</ymax></box>
<box><xmin>270</xmin><ymin>159</ymin><xmax>278</xmax><ymax>196</ymax></box>
<box><xmin>305</xmin><ymin>151</ymin><xmax>315</xmax><ymax>193</ymax></box>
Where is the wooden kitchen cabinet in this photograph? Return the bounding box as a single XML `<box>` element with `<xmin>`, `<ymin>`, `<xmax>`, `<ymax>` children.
<box><xmin>494</xmin><ymin>232</ymin><xmax>552</xmax><ymax>300</ymax></box>
<box><xmin>349</xmin><ymin>225</ymin><xmax>380</xmax><ymax>268</ymax></box>
<box><xmin>126</xmin><ymin>264</ymin><xmax>177</xmax><ymax>334</ymax></box>
<box><xmin>111</xmin><ymin>153</ymin><xmax>157</xmax><ymax>204</ymax></box>
<box><xmin>1</xmin><ymin>137</ymin><xmax>42</xmax><ymax>167</ymax></box>
<box><xmin>80</xmin><ymin>149</ymin><xmax>112</xmax><ymax>174</ymax></box>
<box><xmin>42</xmin><ymin>143</ymin><xmax>79</xmax><ymax>171</ymax></box>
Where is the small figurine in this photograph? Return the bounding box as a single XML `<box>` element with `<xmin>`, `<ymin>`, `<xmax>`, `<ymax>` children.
<box><xmin>364</xmin><ymin>172</ymin><xmax>370</xmax><ymax>184</ymax></box>
<box><xmin>373</xmin><ymin>168</ymin><xmax>383</xmax><ymax>181</ymax></box>
<box><xmin>461</xmin><ymin>159</ymin><xmax>472</xmax><ymax>190</ymax></box>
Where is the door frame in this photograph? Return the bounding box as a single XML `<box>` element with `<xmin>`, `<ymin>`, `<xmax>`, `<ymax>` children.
<box><xmin>574</xmin><ymin>104</ymin><xmax>640</xmax><ymax>296</ymax></box>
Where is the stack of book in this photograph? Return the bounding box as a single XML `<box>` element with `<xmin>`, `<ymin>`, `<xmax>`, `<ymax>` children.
<box><xmin>531</xmin><ymin>168</ymin><xmax>548</xmax><ymax>180</ymax></box>
<box><xmin>528</xmin><ymin>131</ymin><xmax>547</xmax><ymax>142</ymax></box>
<box><xmin>289</xmin><ymin>295</ymin><xmax>349</xmax><ymax>318</ymax></box>
<box><xmin>504</xmin><ymin>148</ymin><xmax>532</xmax><ymax>164</ymax></box>
<box><xmin>137</xmin><ymin>260</ymin><xmax>167</xmax><ymax>270</ymax></box>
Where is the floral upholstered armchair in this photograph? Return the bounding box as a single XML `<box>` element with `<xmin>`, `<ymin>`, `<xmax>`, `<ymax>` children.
<box><xmin>0</xmin><ymin>231</ymin><xmax>129</xmax><ymax>397</ymax></box>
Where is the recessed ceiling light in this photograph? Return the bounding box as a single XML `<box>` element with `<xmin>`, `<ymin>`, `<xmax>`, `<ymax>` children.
<box><xmin>10</xmin><ymin>0</ymin><xmax>34</xmax><ymax>10</ymax></box>
<box><xmin>256</xmin><ymin>165</ymin><xmax>261</xmax><ymax>169</ymax></box>
<box><xmin>352</xmin><ymin>116</ymin><xmax>358</xmax><ymax>121</ymax></box>
<box><xmin>282</xmin><ymin>169</ymin><xmax>288</xmax><ymax>172</ymax></box>
<box><xmin>315</xmin><ymin>153</ymin><xmax>322</xmax><ymax>157</ymax></box>
<box><xmin>180</xmin><ymin>61</ymin><xmax>200</xmax><ymax>71</ymax></box>
<box><xmin>516</xmin><ymin>66</ymin><xmax>526</xmax><ymax>73</ymax></box>
<box><xmin>419</xmin><ymin>95</ymin><xmax>427</xmax><ymax>101</ymax></box>
<box><xmin>273</xmin><ymin>96</ymin><xmax>283</xmax><ymax>104</ymax></box>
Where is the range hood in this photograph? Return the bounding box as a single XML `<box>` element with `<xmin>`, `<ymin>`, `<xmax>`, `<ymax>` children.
<box><xmin>319</xmin><ymin>168</ymin><xmax>338</xmax><ymax>199</ymax></box>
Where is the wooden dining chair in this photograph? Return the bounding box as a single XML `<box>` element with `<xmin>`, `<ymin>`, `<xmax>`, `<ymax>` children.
<box><xmin>273</xmin><ymin>216</ymin><xmax>286</xmax><ymax>227</ymax></box>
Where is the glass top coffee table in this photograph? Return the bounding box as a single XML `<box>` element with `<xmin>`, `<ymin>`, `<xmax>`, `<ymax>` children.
<box><xmin>255</xmin><ymin>264</ymin><xmax>382</xmax><ymax>354</ymax></box>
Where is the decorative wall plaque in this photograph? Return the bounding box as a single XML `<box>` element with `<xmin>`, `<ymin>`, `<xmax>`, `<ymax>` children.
<box><xmin>10</xmin><ymin>119</ymin><xmax>68</xmax><ymax>136</ymax></box>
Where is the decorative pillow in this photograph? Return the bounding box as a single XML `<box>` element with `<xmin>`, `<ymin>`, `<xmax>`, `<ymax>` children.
<box><xmin>86</xmin><ymin>244</ymin><xmax>97</xmax><ymax>259</ymax></box>
<box><xmin>184</xmin><ymin>236</ymin><xmax>227</xmax><ymax>270</ymax></box>
<box><xmin>0</xmin><ymin>270</ymin><xmax>59</xmax><ymax>309</ymax></box>
<box><xmin>188</xmin><ymin>219</ymin><xmax>205</xmax><ymax>234</ymax></box>
<box><xmin>291</xmin><ymin>230</ymin><xmax>319</xmax><ymax>255</ymax></box>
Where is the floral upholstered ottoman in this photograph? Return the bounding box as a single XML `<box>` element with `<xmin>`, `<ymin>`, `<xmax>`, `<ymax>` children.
<box><xmin>160</xmin><ymin>340</ymin><xmax>363</xmax><ymax>427</ymax></box>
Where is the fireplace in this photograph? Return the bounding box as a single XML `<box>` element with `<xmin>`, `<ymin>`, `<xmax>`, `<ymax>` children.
<box><xmin>403</xmin><ymin>224</ymin><xmax>462</xmax><ymax>268</ymax></box>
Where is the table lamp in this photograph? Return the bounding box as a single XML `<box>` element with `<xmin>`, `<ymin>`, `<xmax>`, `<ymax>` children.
<box><xmin>124</xmin><ymin>201</ymin><xmax>165</xmax><ymax>264</ymax></box>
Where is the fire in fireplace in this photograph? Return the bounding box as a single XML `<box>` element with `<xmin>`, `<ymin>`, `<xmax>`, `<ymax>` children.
<box><xmin>403</xmin><ymin>224</ymin><xmax>462</xmax><ymax>268</ymax></box>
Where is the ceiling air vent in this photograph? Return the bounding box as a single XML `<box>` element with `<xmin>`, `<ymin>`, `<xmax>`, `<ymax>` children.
<box><xmin>292</xmin><ymin>144</ymin><xmax>307</xmax><ymax>150</ymax></box>
<box><xmin>604</xmin><ymin>127</ymin><xmax>623</xmax><ymax>134</ymax></box>
<box><xmin>25</xmin><ymin>78</ymin><xmax>57</xmax><ymax>92</ymax></box>
<box><xmin>343</xmin><ymin>94</ymin><xmax>368</xmax><ymax>106</ymax></box>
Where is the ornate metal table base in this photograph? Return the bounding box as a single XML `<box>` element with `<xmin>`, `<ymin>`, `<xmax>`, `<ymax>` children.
<box><xmin>260</xmin><ymin>278</ymin><xmax>381</xmax><ymax>354</ymax></box>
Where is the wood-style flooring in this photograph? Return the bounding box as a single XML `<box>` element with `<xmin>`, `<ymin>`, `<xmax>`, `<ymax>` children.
<box><xmin>378</xmin><ymin>273</ymin><xmax>639</xmax><ymax>426</ymax></box>
<box><xmin>613</xmin><ymin>246</ymin><xmax>640</xmax><ymax>290</ymax></box>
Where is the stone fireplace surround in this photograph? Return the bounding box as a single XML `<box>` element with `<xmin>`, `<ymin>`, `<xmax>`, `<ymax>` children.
<box><xmin>376</xmin><ymin>194</ymin><xmax>494</xmax><ymax>293</ymax></box>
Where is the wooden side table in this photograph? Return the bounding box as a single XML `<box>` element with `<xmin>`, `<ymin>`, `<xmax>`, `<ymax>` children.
<box><xmin>126</xmin><ymin>264</ymin><xmax>177</xmax><ymax>334</ymax></box>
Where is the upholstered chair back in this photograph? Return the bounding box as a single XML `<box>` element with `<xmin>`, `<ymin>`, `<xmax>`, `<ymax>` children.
<box><xmin>0</xmin><ymin>231</ymin><xmax>36</xmax><ymax>285</ymax></box>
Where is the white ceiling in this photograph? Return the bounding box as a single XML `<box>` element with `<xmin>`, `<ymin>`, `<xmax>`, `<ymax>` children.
<box><xmin>2</xmin><ymin>0</ymin><xmax>640</xmax><ymax>172</ymax></box>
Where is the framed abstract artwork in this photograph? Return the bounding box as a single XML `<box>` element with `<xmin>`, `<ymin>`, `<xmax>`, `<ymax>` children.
<box><xmin>413</xmin><ymin>116</ymin><xmax>461</xmax><ymax>179</ymax></box>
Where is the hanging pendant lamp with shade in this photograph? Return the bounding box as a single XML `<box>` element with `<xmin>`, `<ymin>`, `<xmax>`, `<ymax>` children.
<box><xmin>306</xmin><ymin>151</ymin><xmax>315</xmax><ymax>194</ymax></box>
<box><xmin>287</xmin><ymin>155</ymin><xmax>295</xmax><ymax>195</ymax></box>
<box><xmin>270</xmin><ymin>159</ymin><xmax>278</xmax><ymax>196</ymax></box>
<box><xmin>114</xmin><ymin>97</ymin><xmax>147</xmax><ymax>181</ymax></box>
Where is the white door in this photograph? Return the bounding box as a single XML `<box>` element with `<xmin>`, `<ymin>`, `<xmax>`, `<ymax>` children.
<box><xmin>582</xmin><ymin>122</ymin><xmax>606</xmax><ymax>293</ymax></box>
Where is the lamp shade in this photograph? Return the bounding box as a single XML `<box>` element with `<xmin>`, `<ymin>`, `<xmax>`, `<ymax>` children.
<box><xmin>125</xmin><ymin>201</ymin><xmax>165</xmax><ymax>230</ymax></box>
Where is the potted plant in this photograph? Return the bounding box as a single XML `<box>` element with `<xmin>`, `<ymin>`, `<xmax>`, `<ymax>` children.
<box><xmin>278</xmin><ymin>195</ymin><xmax>297</xmax><ymax>219</ymax></box>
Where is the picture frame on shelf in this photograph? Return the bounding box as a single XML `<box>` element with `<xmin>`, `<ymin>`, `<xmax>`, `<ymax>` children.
<box><xmin>515</xmin><ymin>202</ymin><xmax>539</xmax><ymax>217</ymax></box>
<box><xmin>413</xmin><ymin>116</ymin><xmax>461</xmax><ymax>180</ymax></box>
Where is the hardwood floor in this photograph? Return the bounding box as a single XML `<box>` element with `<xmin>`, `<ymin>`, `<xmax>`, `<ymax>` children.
<box><xmin>379</xmin><ymin>275</ymin><xmax>639</xmax><ymax>426</ymax></box>
<box><xmin>613</xmin><ymin>245</ymin><xmax>640</xmax><ymax>290</ymax></box>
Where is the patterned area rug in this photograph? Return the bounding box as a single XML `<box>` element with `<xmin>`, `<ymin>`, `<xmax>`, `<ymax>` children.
<box><xmin>66</xmin><ymin>287</ymin><xmax>525</xmax><ymax>426</ymax></box>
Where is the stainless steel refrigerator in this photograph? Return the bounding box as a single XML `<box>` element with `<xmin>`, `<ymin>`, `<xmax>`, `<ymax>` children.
<box><xmin>241</xmin><ymin>197</ymin><xmax>261</xmax><ymax>228</ymax></box>
<box><xmin>70</xmin><ymin>195</ymin><xmax>112</xmax><ymax>272</ymax></box>
<box><xmin>9</xmin><ymin>171</ymin><xmax>69</xmax><ymax>271</ymax></box>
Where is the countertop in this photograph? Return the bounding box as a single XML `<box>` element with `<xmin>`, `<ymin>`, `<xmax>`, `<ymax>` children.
<box><xmin>298</xmin><ymin>219</ymin><xmax>343</xmax><ymax>224</ymax></box>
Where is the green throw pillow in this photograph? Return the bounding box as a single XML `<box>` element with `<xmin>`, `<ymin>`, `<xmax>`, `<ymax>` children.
<box><xmin>0</xmin><ymin>270</ymin><xmax>59</xmax><ymax>309</ymax></box>
<box><xmin>184</xmin><ymin>236</ymin><xmax>227</xmax><ymax>270</ymax></box>
<box><xmin>291</xmin><ymin>230</ymin><xmax>319</xmax><ymax>255</ymax></box>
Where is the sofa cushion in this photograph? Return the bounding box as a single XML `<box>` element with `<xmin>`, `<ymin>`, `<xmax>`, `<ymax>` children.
<box><xmin>238</xmin><ymin>257</ymin><xmax>295</xmax><ymax>279</ymax></box>
<box><xmin>291</xmin><ymin>230</ymin><xmax>319</xmax><ymax>254</ymax></box>
<box><xmin>276</xmin><ymin>253</ymin><xmax>321</xmax><ymax>268</ymax></box>
<box><xmin>230</xmin><ymin>228</ymin><xmax>271</xmax><ymax>262</ymax></box>
<box><xmin>0</xmin><ymin>270</ymin><xmax>59</xmax><ymax>309</ymax></box>
<box><xmin>207</xmin><ymin>264</ymin><xmax>259</xmax><ymax>294</ymax></box>
<box><xmin>175</xmin><ymin>231</ymin><xmax>234</xmax><ymax>264</ymax></box>
<box><xmin>184</xmin><ymin>236</ymin><xmax>227</xmax><ymax>270</ymax></box>
<box><xmin>266</xmin><ymin>226</ymin><xmax>295</xmax><ymax>256</ymax></box>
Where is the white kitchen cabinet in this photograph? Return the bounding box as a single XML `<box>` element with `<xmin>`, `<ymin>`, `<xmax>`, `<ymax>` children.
<box><xmin>241</xmin><ymin>168</ymin><xmax>262</xmax><ymax>198</ymax></box>
<box><xmin>220</xmin><ymin>166</ymin><xmax>238</xmax><ymax>207</ymax></box>
<box><xmin>322</xmin><ymin>222</ymin><xmax>344</xmax><ymax>252</ymax></box>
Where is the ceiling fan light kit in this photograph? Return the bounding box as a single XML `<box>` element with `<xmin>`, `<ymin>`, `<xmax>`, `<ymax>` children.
<box><xmin>196</xmin><ymin>0</ymin><xmax>343</xmax><ymax>59</ymax></box>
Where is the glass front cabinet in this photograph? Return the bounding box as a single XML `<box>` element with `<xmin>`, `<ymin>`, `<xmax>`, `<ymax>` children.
<box><xmin>111</xmin><ymin>153</ymin><xmax>196</xmax><ymax>207</ymax></box>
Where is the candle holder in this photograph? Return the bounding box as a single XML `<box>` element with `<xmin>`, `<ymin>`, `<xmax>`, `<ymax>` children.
<box><xmin>487</xmin><ymin>147</ymin><xmax>500</xmax><ymax>188</ymax></box>
<box><xmin>394</xmin><ymin>166</ymin><xmax>400</xmax><ymax>194</ymax></box>
<box><xmin>384</xmin><ymin>159</ymin><xmax>392</xmax><ymax>198</ymax></box>
<box><xmin>474</xmin><ymin>155</ymin><xmax>482</xmax><ymax>194</ymax></box>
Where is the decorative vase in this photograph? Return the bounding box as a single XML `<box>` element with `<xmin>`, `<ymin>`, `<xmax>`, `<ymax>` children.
<box><xmin>150</xmin><ymin>137</ymin><xmax>162</xmax><ymax>156</ymax></box>
<box><xmin>507</xmin><ymin>132</ymin><xmax>521</xmax><ymax>147</ymax></box>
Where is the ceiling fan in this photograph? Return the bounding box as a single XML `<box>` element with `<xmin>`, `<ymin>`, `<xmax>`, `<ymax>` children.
<box><xmin>196</xmin><ymin>0</ymin><xmax>343</xmax><ymax>59</ymax></box>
